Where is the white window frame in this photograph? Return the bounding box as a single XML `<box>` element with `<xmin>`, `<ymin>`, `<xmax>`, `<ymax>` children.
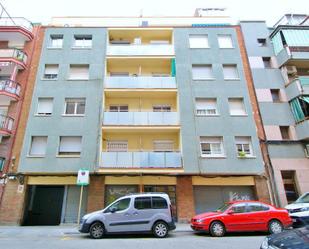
<box><xmin>229</xmin><ymin>98</ymin><xmax>247</xmax><ymax>116</ymax></box>
<box><xmin>29</xmin><ymin>136</ymin><xmax>47</xmax><ymax>157</ymax></box>
<box><xmin>68</xmin><ymin>64</ymin><xmax>89</xmax><ymax>80</ymax></box>
<box><xmin>153</xmin><ymin>105</ymin><xmax>171</xmax><ymax>112</ymax></box>
<box><xmin>223</xmin><ymin>65</ymin><xmax>239</xmax><ymax>80</ymax></box>
<box><xmin>235</xmin><ymin>136</ymin><xmax>253</xmax><ymax>157</ymax></box>
<box><xmin>49</xmin><ymin>35</ymin><xmax>63</xmax><ymax>49</ymax></box>
<box><xmin>73</xmin><ymin>35</ymin><xmax>92</xmax><ymax>48</ymax></box>
<box><xmin>218</xmin><ymin>35</ymin><xmax>233</xmax><ymax>48</ymax></box>
<box><xmin>153</xmin><ymin>140</ymin><xmax>174</xmax><ymax>152</ymax></box>
<box><xmin>200</xmin><ymin>137</ymin><xmax>224</xmax><ymax>157</ymax></box>
<box><xmin>109</xmin><ymin>105</ymin><xmax>129</xmax><ymax>112</ymax></box>
<box><xmin>37</xmin><ymin>98</ymin><xmax>53</xmax><ymax>116</ymax></box>
<box><xmin>43</xmin><ymin>64</ymin><xmax>59</xmax><ymax>80</ymax></box>
<box><xmin>58</xmin><ymin>136</ymin><xmax>82</xmax><ymax>156</ymax></box>
<box><xmin>107</xmin><ymin>140</ymin><xmax>128</xmax><ymax>152</ymax></box>
<box><xmin>189</xmin><ymin>35</ymin><xmax>209</xmax><ymax>48</ymax></box>
<box><xmin>192</xmin><ymin>65</ymin><xmax>214</xmax><ymax>80</ymax></box>
<box><xmin>64</xmin><ymin>98</ymin><xmax>86</xmax><ymax>116</ymax></box>
<box><xmin>195</xmin><ymin>98</ymin><xmax>218</xmax><ymax>116</ymax></box>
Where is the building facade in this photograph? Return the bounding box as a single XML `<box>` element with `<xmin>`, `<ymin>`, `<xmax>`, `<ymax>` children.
<box><xmin>4</xmin><ymin>11</ymin><xmax>308</xmax><ymax>225</ymax></box>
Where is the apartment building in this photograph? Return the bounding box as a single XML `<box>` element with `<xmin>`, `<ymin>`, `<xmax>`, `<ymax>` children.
<box><xmin>0</xmin><ymin>12</ymin><xmax>36</xmax><ymax>208</ymax></box>
<box><xmin>240</xmin><ymin>14</ymin><xmax>309</xmax><ymax>207</ymax></box>
<box><xmin>0</xmin><ymin>9</ymin><xmax>271</xmax><ymax>225</ymax></box>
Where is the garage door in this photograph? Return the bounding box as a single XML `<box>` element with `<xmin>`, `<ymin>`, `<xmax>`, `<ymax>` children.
<box><xmin>193</xmin><ymin>186</ymin><xmax>255</xmax><ymax>215</ymax></box>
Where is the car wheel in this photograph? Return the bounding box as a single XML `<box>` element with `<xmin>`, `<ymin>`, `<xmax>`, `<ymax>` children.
<box><xmin>269</xmin><ymin>220</ymin><xmax>283</xmax><ymax>234</ymax></box>
<box><xmin>89</xmin><ymin>222</ymin><xmax>105</xmax><ymax>239</ymax></box>
<box><xmin>209</xmin><ymin>221</ymin><xmax>225</xmax><ymax>237</ymax></box>
<box><xmin>153</xmin><ymin>221</ymin><xmax>169</xmax><ymax>238</ymax></box>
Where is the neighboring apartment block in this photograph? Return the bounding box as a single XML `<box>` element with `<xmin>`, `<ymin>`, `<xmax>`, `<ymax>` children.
<box><xmin>0</xmin><ymin>9</ymin><xmax>308</xmax><ymax>225</ymax></box>
<box><xmin>240</xmin><ymin>14</ymin><xmax>309</xmax><ymax>207</ymax></box>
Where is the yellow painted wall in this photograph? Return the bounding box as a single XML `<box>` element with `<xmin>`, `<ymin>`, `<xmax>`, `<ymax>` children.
<box><xmin>192</xmin><ymin>176</ymin><xmax>255</xmax><ymax>186</ymax></box>
<box><xmin>105</xmin><ymin>97</ymin><xmax>177</xmax><ymax>111</ymax></box>
<box><xmin>28</xmin><ymin>176</ymin><xmax>77</xmax><ymax>185</ymax></box>
<box><xmin>102</xmin><ymin>132</ymin><xmax>179</xmax><ymax>151</ymax></box>
<box><xmin>105</xmin><ymin>175</ymin><xmax>176</xmax><ymax>185</ymax></box>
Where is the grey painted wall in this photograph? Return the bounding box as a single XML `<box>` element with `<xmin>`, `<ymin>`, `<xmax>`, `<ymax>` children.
<box><xmin>19</xmin><ymin>27</ymin><xmax>106</xmax><ymax>173</ymax></box>
<box><xmin>174</xmin><ymin>27</ymin><xmax>264</xmax><ymax>174</ymax></box>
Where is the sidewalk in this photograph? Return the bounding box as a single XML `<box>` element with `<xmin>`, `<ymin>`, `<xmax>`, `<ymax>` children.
<box><xmin>0</xmin><ymin>223</ymin><xmax>192</xmax><ymax>236</ymax></box>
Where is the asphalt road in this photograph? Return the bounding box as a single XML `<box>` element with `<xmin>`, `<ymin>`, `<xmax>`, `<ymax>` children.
<box><xmin>0</xmin><ymin>226</ymin><xmax>265</xmax><ymax>249</ymax></box>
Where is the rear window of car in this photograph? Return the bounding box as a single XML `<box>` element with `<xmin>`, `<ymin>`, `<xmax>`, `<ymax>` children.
<box><xmin>134</xmin><ymin>197</ymin><xmax>152</xmax><ymax>210</ymax></box>
<box><xmin>152</xmin><ymin>197</ymin><xmax>168</xmax><ymax>209</ymax></box>
<box><xmin>247</xmin><ymin>203</ymin><xmax>270</xmax><ymax>212</ymax></box>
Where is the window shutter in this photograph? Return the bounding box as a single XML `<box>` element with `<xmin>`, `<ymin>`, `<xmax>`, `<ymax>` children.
<box><xmin>196</xmin><ymin>98</ymin><xmax>217</xmax><ymax>114</ymax></box>
<box><xmin>107</xmin><ymin>141</ymin><xmax>128</xmax><ymax>152</ymax></box>
<box><xmin>30</xmin><ymin>136</ymin><xmax>47</xmax><ymax>155</ymax></box>
<box><xmin>223</xmin><ymin>65</ymin><xmax>239</xmax><ymax>79</ymax></box>
<box><xmin>37</xmin><ymin>98</ymin><xmax>53</xmax><ymax>114</ymax></box>
<box><xmin>59</xmin><ymin>136</ymin><xmax>82</xmax><ymax>153</ymax></box>
<box><xmin>192</xmin><ymin>65</ymin><xmax>213</xmax><ymax>79</ymax></box>
<box><xmin>153</xmin><ymin>140</ymin><xmax>174</xmax><ymax>152</ymax></box>
<box><xmin>229</xmin><ymin>98</ymin><xmax>246</xmax><ymax>115</ymax></box>
<box><xmin>69</xmin><ymin>65</ymin><xmax>89</xmax><ymax>80</ymax></box>
<box><xmin>218</xmin><ymin>35</ymin><xmax>233</xmax><ymax>48</ymax></box>
<box><xmin>45</xmin><ymin>65</ymin><xmax>58</xmax><ymax>75</ymax></box>
<box><xmin>189</xmin><ymin>35</ymin><xmax>209</xmax><ymax>48</ymax></box>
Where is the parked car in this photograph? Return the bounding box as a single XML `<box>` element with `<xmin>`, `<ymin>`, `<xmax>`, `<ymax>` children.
<box><xmin>79</xmin><ymin>193</ymin><xmax>176</xmax><ymax>239</ymax></box>
<box><xmin>285</xmin><ymin>192</ymin><xmax>309</xmax><ymax>228</ymax></box>
<box><xmin>191</xmin><ymin>201</ymin><xmax>292</xmax><ymax>237</ymax></box>
<box><xmin>260</xmin><ymin>225</ymin><xmax>309</xmax><ymax>249</ymax></box>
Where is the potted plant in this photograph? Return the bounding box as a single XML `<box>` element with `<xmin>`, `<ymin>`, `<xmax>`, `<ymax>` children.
<box><xmin>238</xmin><ymin>151</ymin><xmax>247</xmax><ymax>158</ymax></box>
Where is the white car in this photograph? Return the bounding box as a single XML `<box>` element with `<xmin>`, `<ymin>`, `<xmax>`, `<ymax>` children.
<box><xmin>285</xmin><ymin>192</ymin><xmax>309</xmax><ymax>227</ymax></box>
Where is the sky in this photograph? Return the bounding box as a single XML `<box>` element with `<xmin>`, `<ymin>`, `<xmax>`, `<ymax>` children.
<box><xmin>1</xmin><ymin>0</ymin><xmax>308</xmax><ymax>26</ymax></box>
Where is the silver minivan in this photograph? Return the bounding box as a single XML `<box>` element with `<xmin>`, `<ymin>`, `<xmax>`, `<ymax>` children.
<box><xmin>79</xmin><ymin>193</ymin><xmax>176</xmax><ymax>239</ymax></box>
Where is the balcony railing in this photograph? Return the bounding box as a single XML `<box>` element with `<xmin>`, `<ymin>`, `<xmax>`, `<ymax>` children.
<box><xmin>101</xmin><ymin>151</ymin><xmax>182</xmax><ymax>168</ymax></box>
<box><xmin>105</xmin><ymin>76</ymin><xmax>176</xmax><ymax>89</ymax></box>
<box><xmin>0</xmin><ymin>80</ymin><xmax>21</xmax><ymax>97</ymax></box>
<box><xmin>0</xmin><ymin>48</ymin><xmax>27</xmax><ymax>64</ymax></box>
<box><xmin>103</xmin><ymin>112</ymin><xmax>179</xmax><ymax>125</ymax></box>
<box><xmin>0</xmin><ymin>114</ymin><xmax>14</xmax><ymax>132</ymax></box>
<box><xmin>107</xmin><ymin>44</ymin><xmax>174</xmax><ymax>56</ymax></box>
<box><xmin>0</xmin><ymin>17</ymin><xmax>33</xmax><ymax>32</ymax></box>
<box><xmin>286</xmin><ymin>76</ymin><xmax>309</xmax><ymax>100</ymax></box>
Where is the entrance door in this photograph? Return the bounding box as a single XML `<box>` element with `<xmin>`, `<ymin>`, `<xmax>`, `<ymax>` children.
<box><xmin>24</xmin><ymin>186</ymin><xmax>64</xmax><ymax>225</ymax></box>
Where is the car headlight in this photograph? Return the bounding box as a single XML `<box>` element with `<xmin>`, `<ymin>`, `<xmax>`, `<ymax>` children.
<box><xmin>196</xmin><ymin>219</ymin><xmax>205</xmax><ymax>223</ymax></box>
<box><xmin>260</xmin><ymin>237</ymin><xmax>269</xmax><ymax>249</ymax></box>
<box><xmin>300</xmin><ymin>207</ymin><xmax>309</xmax><ymax>212</ymax></box>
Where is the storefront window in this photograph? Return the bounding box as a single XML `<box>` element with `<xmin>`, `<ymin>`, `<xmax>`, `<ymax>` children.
<box><xmin>105</xmin><ymin>185</ymin><xmax>138</xmax><ymax>206</ymax></box>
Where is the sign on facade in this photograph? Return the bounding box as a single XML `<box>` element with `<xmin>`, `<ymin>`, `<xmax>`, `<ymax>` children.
<box><xmin>77</xmin><ymin>169</ymin><xmax>89</xmax><ymax>186</ymax></box>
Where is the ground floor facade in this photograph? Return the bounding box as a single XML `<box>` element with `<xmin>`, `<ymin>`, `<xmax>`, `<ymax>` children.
<box><xmin>0</xmin><ymin>174</ymin><xmax>270</xmax><ymax>225</ymax></box>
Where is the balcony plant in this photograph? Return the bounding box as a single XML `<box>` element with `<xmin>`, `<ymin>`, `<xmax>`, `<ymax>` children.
<box><xmin>238</xmin><ymin>151</ymin><xmax>247</xmax><ymax>158</ymax></box>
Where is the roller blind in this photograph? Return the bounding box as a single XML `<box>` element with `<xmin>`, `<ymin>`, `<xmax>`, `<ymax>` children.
<box><xmin>189</xmin><ymin>35</ymin><xmax>209</xmax><ymax>48</ymax></box>
<box><xmin>37</xmin><ymin>98</ymin><xmax>53</xmax><ymax>115</ymax></box>
<box><xmin>196</xmin><ymin>98</ymin><xmax>217</xmax><ymax>115</ymax></box>
<box><xmin>59</xmin><ymin>136</ymin><xmax>82</xmax><ymax>153</ymax></box>
<box><xmin>229</xmin><ymin>98</ymin><xmax>246</xmax><ymax>115</ymax></box>
<box><xmin>44</xmin><ymin>65</ymin><xmax>58</xmax><ymax>74</ymax></box>
<box><xmin>69</xmin><ymin>65</ymin><xmax>89</xmax><ymax>80</ymax></box>
<box><xmin>29</xmin><ymin>136</ymin><xmax>47</xmax><ymax>156</ymax></box>
<box><xmin>223</xmin><ymin>65</ymin><xmax>239</xmax><ymax>79</ymax></box>
<box><xmin>192</xmin><ymin>65</ymin><xmax>213</xmax><ymax>80</ymax></box>
<box><xmin>218</xmin><ymin>35</ymin><xmax>233</xmax><ymax>48</ymax></box>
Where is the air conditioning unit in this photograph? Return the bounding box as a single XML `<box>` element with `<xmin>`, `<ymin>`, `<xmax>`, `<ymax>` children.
<box><xmin>286</xmin><ymin>66</ymin><xmax>297</xmax><ymax>75</ymax></box>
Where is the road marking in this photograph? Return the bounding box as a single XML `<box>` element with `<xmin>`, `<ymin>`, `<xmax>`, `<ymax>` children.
<box><xmin>61</xmin><ymin>236</ymin><xmax>72</xmax><ymax>240</ymax></box>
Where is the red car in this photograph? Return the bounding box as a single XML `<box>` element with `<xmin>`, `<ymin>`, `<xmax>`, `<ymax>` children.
<box><xmin>191</xmin><ymin>201</ymin><xmax>292</xmax><ymax>237</ymax></box>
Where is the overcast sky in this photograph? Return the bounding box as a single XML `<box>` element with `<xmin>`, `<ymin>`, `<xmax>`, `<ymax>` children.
<box><xmin>1</xmin><ymin>0</ymin><xmax>308</xmax><ymax>26</ymax></box>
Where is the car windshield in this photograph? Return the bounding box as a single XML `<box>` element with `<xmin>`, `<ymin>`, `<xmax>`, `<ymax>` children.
<box><xmin>215</xmin><ymin>203</ymin><xmax>231</xmax><ymax>212</ymax></box>
<box><xmin>295</xmin><ymin>193</ymin><xmax>309</xmax><ymax>203</ymax></box>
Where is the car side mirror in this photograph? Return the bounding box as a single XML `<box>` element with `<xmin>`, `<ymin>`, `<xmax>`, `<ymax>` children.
<box><xmin>227</xmin><ymin>210</ymin><xmax>234</xmax><ymax>215</ymax></box>
<box><xmin>110</xmin><ymin>207</ymin><xmax>118</xmax><ymax>213</ymax></box>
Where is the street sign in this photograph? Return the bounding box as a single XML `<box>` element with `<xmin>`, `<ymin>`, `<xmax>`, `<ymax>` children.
<box><xmin>77</xmin><ymin>169</ymin><xmax>89</xmax><ymax>186</ymax></box>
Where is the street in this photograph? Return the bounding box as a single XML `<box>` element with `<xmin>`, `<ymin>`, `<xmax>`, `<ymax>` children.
<box><xmin>0</xmin><ymin>225</ymin><xmax>266</xmax><ymax>249</ymax></box>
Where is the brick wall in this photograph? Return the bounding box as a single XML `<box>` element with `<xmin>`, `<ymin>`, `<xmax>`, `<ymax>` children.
<box><xmin>176</xmin><ymin>176</ymin><xmax>195</xmax><ymax>223</ymax></box>
<box><xmin>0</xmin><ymin>41</ymin><xmax>8</xmax><ymax>48</ymax></box>
<box><xmin>87</xmin><ymin>175</ymin><xmax>105</xmax><ymax>213</ymax></box>
<box><xmin>254</xmin><ymin>176</ymin><xmax>271</xmax><ymax>204</ymax></box>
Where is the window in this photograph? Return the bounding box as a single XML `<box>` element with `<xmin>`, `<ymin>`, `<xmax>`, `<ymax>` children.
<box><xmin>271</xmin><ymin>89</ymin><xmax>280</xmax><ymax>102</ymax></box>
<box><xmin>0</xmin><ymin>157</ymin><xmax>5</xmax><ymax>171</ymax></box>
<box><xmin>58</xmin><ymin>136</ymin><xmax>82</xmax><ymax>156</ymax></box>
<box><xmin>218</xmin><ymin>35</ymin><xmax>233</xmax><ymax>48</ymax></box>
<box><xmin>73</xmin><ymin>35</ymin><xmax>92</xmax><ymax>48</ymax></box>
<box><xmin>64</xmin><ymin>98</ymin><xmax>86</xmax><ymax>115</ymax></box>
<box><xmin>106</xmin><ymin>198</ymin><xmax>131</xmax><ymax>213</ymax></box>
<box><xmin>257</xmin><ymin>38</ymin><xmax>267</xmax><ymax>47</ymax></box>
<box><xmin>29</xmin><ymin>136</ymin><xmax>47</xmax><ymax>156</ymax></box>
<box><xmin>281</xmin><ymin>170</ymin><xmax>299</xmax><ymax>203</ymax></box>
<box><xmin>69</xmin><ymin>65</ymin><xmax>89</xmax><ymax>80</ymax></box>
<box><xmin>134</xmin><ymin>197</ymin><xmax>152</xmax><ymax>210</ymax></box>
<box><xmin>153</xmin><ymin>105</ymin><xmax>171</xmax><ymax>112</ymax></box>
<box><xmin>153</xmin><ymin>140</ymin><xmax>174</xmax><ymax>152</ymax></box>
<box><xmin>200</xmin><ymin>136</ymin><xmax>224</xmax><ymax>157</ymax></box>
<box><xmin>280</xmin><ymin>126</ymin><xmax>290</xmax><ymax>140</ymax></box>
<box><xmin>37</xmin><ymin>98</ymin><xmax>53</xmax><ymax>115</ymax></box>
<box><xmin>223</xmin><ymin>65</ymin><xmax>239</xmax><ymax>80</ymax></box>
<box><xmin>195</xmin><ymin>98</ymin><xmax>218</xmax><ymax>115</ymax></box>
<box><xmin>229</xmin><ymin>98</ymin><xmax>246</xmax><ymax>115</ymax></box>
<box><xmin>189</xmin><ymin>35</ymin><xmax>209</xmax><ymax>48</ymax></box>
<box><xmin>109</xmin><ymin>105</ymin><xmax>128</xmax><ymax>112</ymax></box>
<box><xmin>192</xmin><ymin>65</ymin><xmax>213</xmax><ymax>80</ymax></box>
<box><xmin>262</xmin><ymin>57</ymin><xmax>272</xmax><ymax>68</ymax></box>
<box><xmin>50</xmin><ymin>35</ymin><xmax>63</xmax><ymax>48</ymax></box>
<box><xmin>107</xmin><ymin>141</ymin><xmax>128</xmax><ymax>152</ymax></box>
<box><xmin>247</xmin><ymin>203</ymin><xmax>269</xmax><ymax>212</ymax></box>
<box><xmin>235</xmin><ymin>136</ymin><xmax>253</xmax><ymax>156</ymax></box>
<box><xmin>152</xmin><ymin>197</ymin><xmax>168</xmax><ymax>209</ymax></box>
<box><xmin>232</xmin><ymin>203</ymin><xmax>247</xmax><ymax>213</ymax></box>
<box><xmin>43</xmin><ymin>64</ymin><xmax>58</xmax><ymax>79</ymax></box>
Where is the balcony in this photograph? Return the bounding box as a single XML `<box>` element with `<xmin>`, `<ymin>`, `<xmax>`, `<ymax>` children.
<box><xmin>0</xmin><ymin>80</ymin><xmax>21</xmax><ymax>100</ymax></box>
<box><xmin>101</xmin><ymin>151</ymin><xmax>182</xmax><ymax>168</ymax></box>
<box><xmin>0</xmin><ymin>114</ymin><xmax>14</xmax><ymax>135</ymax></box>
<box><xmin>107</xmin><ymin>44</ymin><xmax>174</xmax><ymax>56</ymax></box>
<box><xmin>296</xmin><ymin>119</ymin><xmax>309</xmax><ymax>140</ymax></box>
<box><xmin>103</xmin><ymin>112</ymin><xmax>179</xmax><ymax>126</ymax></box>
<box><xmin>0</xmin><ymin>49</ymin><xmax>27</xmax><ymax>68</ymax></box>
<box><xmin>105</xmin><ymin>76</ymin><xmax>176</xmax><ymax>89</ymax></box>
<box><xmin>286</xmin><ymin>76</ymin><xmax>309</xmax><ymax>100</ymax></box>
<box><xmin>277</xmin><ymin>46</ymin><xmax>309</xmax><ymax>67</ymax></box>
<box><xmin>0</xmin><ymin>17</ymin><xmax>33</xmax><ymax>41</ymax></box>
